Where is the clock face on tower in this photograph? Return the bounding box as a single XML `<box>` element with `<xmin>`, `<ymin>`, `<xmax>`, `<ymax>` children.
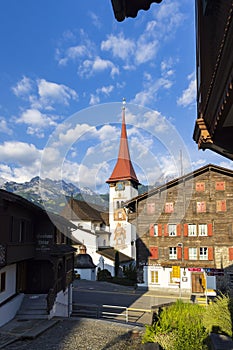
<box><xmin>115</xmin><ymin>182</ymin><xmax>125</xmax><ymax>191</ymax></box>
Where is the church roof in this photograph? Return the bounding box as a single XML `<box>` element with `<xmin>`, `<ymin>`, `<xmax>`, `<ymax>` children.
<box><xmin>106</xmin><ymin>103</ymin><xmax>139</xmax><ymax>184</ymax></box>
<box><xmin>61</xmin><ymin>198</ymin><xmax>109</xmax><ymax>225</ymax></box>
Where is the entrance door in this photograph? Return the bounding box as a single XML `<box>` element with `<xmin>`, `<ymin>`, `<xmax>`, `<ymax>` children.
<box><xmin>191</xmin><ymin>273</ymin><xmax>205</xmax><ymax>293</ymax></box>
<box><xmin>16</xmin><ymin>261</ymin><xmax>27</xmax><ymax>292</ymax></box>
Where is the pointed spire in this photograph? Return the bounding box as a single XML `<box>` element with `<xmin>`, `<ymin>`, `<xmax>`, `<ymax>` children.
<box><xmin>106</xmin><ymin>99</ymin><xmax>139</xmax><ymax>184</ymax></box>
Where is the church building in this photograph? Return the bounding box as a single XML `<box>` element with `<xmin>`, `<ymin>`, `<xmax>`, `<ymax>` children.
<box><xmin>106</xmin><ymin>100</ymin><xmax>139</xmax><ymax>261</ymax></box>
<box><xmin>61</xmin><ymin>101</ymin><xmax>138</xmax><ymax>277</ymax></box>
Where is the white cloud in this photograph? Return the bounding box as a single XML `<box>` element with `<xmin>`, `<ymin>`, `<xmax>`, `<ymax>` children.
<box><xmin>96</xmin><ymin>85</ymin><xmax>114</xmax><ymax>95</ymax></box>
<box><xmin>0</xmin><ymin>141</ymin><xmax>41</xmax><ymax>166</ymax></box>
<box><xmin>89</xmin><ymin>12</ymin><xmax>102</xmax><ymax>29</ymax></box>
<box><xmin>78</xmin><ymin>56</ymin><xmax>119</xmax><ymax>78</ymax></box>
<box><xmin>17</xmin><ymin>109</ymin><xmax>57</xmax><ymax>127</ymax></box>
<box><xmin>0</xmin><ymin>118</ymin><xmax>13</xmax><ymax>135</ymax></box>
<box><xmin>135</xmin><ymin>38</ymin><xmax>158</xmax><ymax>65</ymax></box>
<box><xmin>89</xmin><ymin>94</ymin><xmax>100</xmax><ymax>106</ymax></box>
<box><xmin>55</xmin><ymin>29</ymin><xmax>96</xmax><ymax>66</ymax></box>
<box><xmin>89</xmin><ymin>85</ymin><xmax>114</xmax><ymax>105</ymax></box>
<box><xmin>37</xmin><ymin>79</ymin><xmax>78</xmax><ymax>107</ymax></box>
<box><xmin>154</xmin><ymin>1</ymin><xmax>185</xmax><ymax>36</ymax></box>
<box><xmin>12</xmin><ymin>76</ymin><xmax>33</xmax><ymax>97</ymax></box>
<box><xmin>132</xmin><ymin>77</ymin><xmax>173</xmax><ymax>106</ymax></box>
<box><xmin>161</xmin><ymin>58</ymin><xmax>176</xmax><ymax>79</ymax></box>
<box><xmin>101</xmin><ymin>33</ymin><xmax>135</xmax><ymax>60</ymax></box>
<box><xmin>58</xmin><ymin>123</ymin><xmax>95</xmax><ymax>145</ymax></box>
<box><xmin>12</xmin><ymin>77</ymin><xmax>78</xmax><ymax>113</ymax></box>
<box><xmin>177</xmin><ymin>74</ymin><xmax>196</xmax><ymax>107</ymax></box>
<box><xmin>26</xmin><ymin>127</ymin><xmax>45</xmax><ymax>138</ymax></box>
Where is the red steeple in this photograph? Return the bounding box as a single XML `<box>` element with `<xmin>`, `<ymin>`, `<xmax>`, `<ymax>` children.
<box><xmin>106</xmin><ymin>100</ymin><xmax>139</xmax><ymax>184</ymax></box>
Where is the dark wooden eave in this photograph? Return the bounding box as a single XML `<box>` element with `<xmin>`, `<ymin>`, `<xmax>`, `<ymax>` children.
<box><xmin>111</xmin><ymin>0</ymin><xmax>162</xmax><ymax>22</ymax></box>
<box><xmin>193</xmin><ymin>0</ymin><xmax>233</xmax><ymax>159</ymax></box>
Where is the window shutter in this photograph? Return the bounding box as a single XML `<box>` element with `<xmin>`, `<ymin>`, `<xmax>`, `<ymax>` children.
<box><xmin>177</xmin><ymin>247</ymin><xmax>182</xmax><ymax>260</ymax></box>
<box><xmin>215</xmin><ymin>182</ymin><xmax>225</xmax><ymax>191</ymax></box>
<box><xmin>208</xmin><ymin>223</ymin><xmax>213</xmax><ymax>236</ymax></box>
<box><xmin>150</xmin><ymin>246</ymin><xmax>158</xmax><ymax>259</ymax></box>
<box><xmin>149</xmin><ymin>224</ymin><xmax>154</xmax><ymax>237</ymax></box>
<box><xmin>184</xmin><ymin>224</ymin><xmax>188</xmax><ymax>236</ymax></box>
<box><xmin>158</xmin><ymin>224</ymin><xmax>162</xmax><ymax>236</ymax></box>
<box><xmin>229</xmin><ymin>248</ymin><xmax>233</xmax><ymax>261</ymax></box>
<box><xmin>176</xmin><ymin>224</ymin><xmax>181</xmax><ymax>236</ymax></box>
<box><xmin>184</xmin><ymin>247</ymin><xmax>189</xmax><ymax>260</ymax></box>
<box><xmin>164</xmin><ymin>224</ymin><xmax>168</xmax><ymax>236</ymax></box>
<box><xmin>208</xmin><ymin>247</ymin><xmax>213</xmax><ymax>260</ymax></box>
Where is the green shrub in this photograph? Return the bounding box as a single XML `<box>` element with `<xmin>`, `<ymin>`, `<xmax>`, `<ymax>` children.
<box><xmin>203</xmin><ymin>293</ymin><xmax>232</xmax><ymax>337</ymax></box>
<box><xmin>97</xmin><ymin>269</ymin><xmax>112</xmax><ymax>281</ymax></box>
<box><xmin>123</xmin><ymin>263</ymin><xmax>137</xmax><ymax>282</ymax></box>
<box><xmin>142</xmin><ymin>300</ymin><xmax>208</xmax><ymax>350</ymax></box>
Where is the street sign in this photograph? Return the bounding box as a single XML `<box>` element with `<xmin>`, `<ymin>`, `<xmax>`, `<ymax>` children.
<box><xmin>172</xmin><ymin>266</ymin><xmax>180</xmax><ymax>278</ymax></box>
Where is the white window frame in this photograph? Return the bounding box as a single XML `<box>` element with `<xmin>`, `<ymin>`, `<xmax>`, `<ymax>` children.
<box><xmin>168</xmin><ymin>224</ymin><xmax>176</xmax><ymax>236</ymax></box>
<box><xmin>189</xmin><ymin>247</ymin><xmax>197</xmax><ymax>260</ymax></box>
<box><xmin>198</xmin><ymin>224</ymin><xmax>207</xmax><ymax>236</ymax></box>
<box><xmin>200</xmin><ymin>247</ymin><xmax>208</xmax><ymax>260</ymax></box>
<box><xmin>188</xmin><ymin>224</ymin><xmax>197</xmax><ymax>236</ymax></box>
<box><xmin>153</xmin><ymin>224</ymin><xmax>158</xmax><ymax>237</ymax></box>
<box><xmin>169</xmin><ymin>247</ymin><xmax>177</xmax><ymax>260</ymax></box>
<box><xmin>151</xmin><ymin>270</ymin><xmax>159</xmax><ymax>284</ymax></box>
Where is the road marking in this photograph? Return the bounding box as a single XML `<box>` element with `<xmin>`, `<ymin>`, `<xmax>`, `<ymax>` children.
<box><xmin>127</xmin><ymin>307</ymin><xmax>151</xmax><ymax>312</ymax></box>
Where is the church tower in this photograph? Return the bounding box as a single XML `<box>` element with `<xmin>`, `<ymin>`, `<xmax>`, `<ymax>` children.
<box><xmin>106</xmin><ymin>99</ymin><xmax>139</xmax><ymax>259</ymax></box>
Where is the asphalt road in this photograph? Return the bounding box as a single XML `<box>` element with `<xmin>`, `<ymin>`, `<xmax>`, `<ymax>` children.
<box><xmin>72</xmin><ymin>280</ymin><xmax>189</xmax><ymax>324</ymax></box>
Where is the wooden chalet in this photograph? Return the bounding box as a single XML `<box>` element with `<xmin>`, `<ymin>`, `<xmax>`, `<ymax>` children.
<box><xmin>193</xmin><ymin>1</ymin><xmax>233</xmax><ymax>159</ymax></box>
<box><xmin>125</xmin><ymin>164</ymin><xmax>233</xmax><ymax>295</ymax></box>
<box><xmin>0</xmin><ymin>189</ymin><xmax>76</xmax><ymax>326</ymax></box>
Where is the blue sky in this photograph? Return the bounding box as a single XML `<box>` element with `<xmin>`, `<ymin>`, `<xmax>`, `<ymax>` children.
<box><xmin>0</xmin><ymin>0</ymin><xmax>232</xmax><ymax>193</ymax></box>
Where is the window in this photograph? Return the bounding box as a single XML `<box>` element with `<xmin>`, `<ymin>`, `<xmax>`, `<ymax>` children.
<box><xmin>196</xmin><ymin>182</ymin><xmax>205</xmax><ymax>191</ymax></box>
<box><xmin>197</xmin><ymin>201</ymin><xmax>206</xmax><ymax>213</ymax></box>
<box><xmin>0</xmin><ymin>272</ymin><xmax>6</xmax><ymax>293</ymax></box>
<box><xmin>200</xmin><ymin>247</ymin><xmax>208</xmax><ymax>260</ymax></box>
<box><xmin>199</xmin><ymin>224</ymin><xmax>207</xmax><ymax>236</ymax></box>
<box><xmin>169</xmin><ymin>247</ymin><xmax>177</xmax><ymax>260</ymax></box>
<box><xmin>168</xmin><ymin>224</ymin><xmax>176</xmax><ymax>236</ymax></box>
<box><xmin>189</xmin><ymin>247</ymin><xmax>197</xmax><ymax>260</ymax></box>
<box><xmin>216</xmin><ymin>200</ymin><xmax>226</xmax><ymax>212</ymax></box>
<box><xmin>151</xmin><ymin>270</ymin><xmax>158</xmax><ymax>284</ymax></box>
<box><xmin>165</xmin><ymin>202</ymin><xmax>174</xmax><ymax>213</ymax></box>
<box><xmin>169</xmin><ymin>271</ymin><xmax>176</xmax><ymax>284</ymax></box>
<box><xmin>147</xmin><ymin>203</ymin><xmax>155</xmax><ymax>215</ymax></box>
<box><xmin>188</xmin><ymin>224</ymin><xmax>197</xmax><ymax>236</ymax></box>
<box><xmin>153</xmin><ymin>224</ymin><xmax>158</xmax><ymax>236</ymax></box>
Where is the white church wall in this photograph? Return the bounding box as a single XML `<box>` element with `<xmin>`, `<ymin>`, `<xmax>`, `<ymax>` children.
<box><xmin>72</xmin><ymin>228</ymin><xmax>96</xmax><ymax>250</ymax></box>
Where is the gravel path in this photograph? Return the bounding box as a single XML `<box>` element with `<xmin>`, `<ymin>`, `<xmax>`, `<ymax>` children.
<box><xmin>4</xmin><ymin>318</ymin><xmax>144</xmax><ymax>350</ymax></box>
